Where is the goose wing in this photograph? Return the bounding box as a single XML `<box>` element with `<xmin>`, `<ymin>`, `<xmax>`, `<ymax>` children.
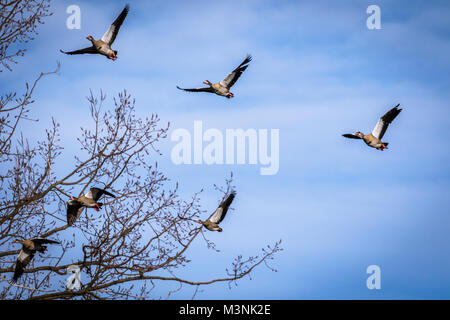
<box><xmin>13</xmin><ymin>250</ymin><xmax>34</xmax><ymax>282</ymax></box>
<box><xmin>208</xmin><ymin>192</ymin><xmax>236</xmax><ymax>224</ymax></box>
<box><xmin>372</xmin><ymin>104</ymin><xmax>402</xmax><ymax>140</ymax></box>
<box><xmin>219</xmin><ymin>55</ymin><xmax>252</xmax><ymax>89</ymax></box>
<box><xmin>176</xmin><ymin>85</ymin><xmax>215</xmax><ymax>93</ymax></box>
<box><xmin>101</xmin><ymin>4</ymin><xmax>129</xmax><ymax>46</ymax></box>
<box><xmin>342</xmin><ymin>133</ymin><xmax>362</xmax><ymax>139</ymax></box>
<box><xmin>86</xmin><ymin>187</ymin><xmax>116</xmax><ymax>202</ymax></box>
<box><xmin>31</xmin><ymin>238</ymin><xmax>60</xmax><ymax>245</ymax></box>
<box><xmin>60</xmin><ymin>47</ymin><xmax>97</xmax><ymax>55</ymax></box>
<box><xmin>67</xmin><ymin>200</ymin><xmax>83</xmax><ymax>226</ymax></box>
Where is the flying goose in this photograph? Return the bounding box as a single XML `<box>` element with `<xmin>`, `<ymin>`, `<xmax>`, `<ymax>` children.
<box><xmin>196</xmin><ymin>192</ymin><xmax>236</xmax><ymax>232</ymax></box>
<box><xmin>177</xmin><ymin>55</ymin><xmax>252</xmax><ymax>98</ymax></box>
<box><xmin>60</xmin><ymin>4</ymin><xmax>129</xmax><ymax>61</ymax></box>
<box><xmin>12</xmin><ymin>238</ymin><xmax>60</xmax><ymax>282</ymax></box>
<box><xmin>67</xmin><ymin>187</ymin><xmax>116</xmax><ymax>225</ymax></box>
<box><xmin>343</xmin><ymin>104</ymin><xmax>402</xmax><ymax>151</ymax></box>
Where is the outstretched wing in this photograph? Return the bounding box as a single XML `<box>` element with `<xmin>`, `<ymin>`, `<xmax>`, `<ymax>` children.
<box><xmin>219</xmin><ymin>55</ymin><xmax>252</xmax><ymax>89</ymax></box>
<box><xmin>67</xmin><ymin>201</ymin><xmax>83</xmax><ymax>226</ymax></box>
<box><xmin>31</xmin><ymin>238</ymin><xmax>60</xmax><ymax>245</ymax></box>
<box><xmin>60</xmin><ymin>47</ymin><xmax>97</xmax><ymax>55</ymax></box>
<box><xmin>176</xmin><ymin>85</ymin><xmax>214</xmax><ymax>93</ymax></box>
<box><xmin>372</xmin><ymin>104</ymin><xmax>402</xmax><ymax>140</ymax></box>
<box><xmin>342</xmin><ymin>133</ymin><xmax>362</xmax><ymax>139</ymax></box>
<box><xmin>209</xmin><ymin>192</ymin><xmax>236</xmax><ymax>224</ymax></box>
<box><xmin>86</xmin><ymin>187</ymin><xmax>116</xmax><ymax>202</ymax></box>
<box><xmin>13</xmin><ymin>250</ymin><xmax>34</xmax><ymax>282</ymax></box>
<box><xmin>101</xmin><ymin>4</ymin><xmax>130</xmax><ymax>45</ymax></box>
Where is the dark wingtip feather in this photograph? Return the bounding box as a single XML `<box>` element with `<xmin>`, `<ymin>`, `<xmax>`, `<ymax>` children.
<box><xmin>67</xmin><ymin>217</ymin><xmax>75</xmax><ymax>226</ymax></box>
<box><xmin>393</xmin><ymin>103</ymin><xmax>402</xmax><ymax>113</ymax></box>
<box><xmin>223</xmin><ymin>192</ymin><xmax>236</xmax><ymax>208</ymax></box>
<box><xmin>240</xmin><ymin>65</ymin><xmax>249</xmax><ymax>72</ymax></box>
<box><xmin>46</xmin><ymin>239</ymin><xmax>61</xmax><ymax>244</ymax></box>
<box><xmin>235</xmin><ymin>55</ymin><xmax>252</xmax><ymax>70</ymax></box>
<box><xmin>382</xmin><ymin>105</ymin><xmax>403</xmax><ymax>123</ymax></box>
<box><xmin>13</xmin><ymin>263</ymin><xmax>24</xmax><ymax>282</ymax></box>
<box><xmin>104</xmin><ymin>190</ymin><xmax>116</xmax><ymax>198</ymax></box>
<box><xmin>241</xmin><ymin>55</ymin><xmax>252</xmax><ymax>67</ymax></box>
<box><xmin>120</xmin><ymin>4</ymin><xmax>130</xmax><ymax>15</ymax></box>
<box><xmin>342</xmin><ymin>133</ymin><xmax>361</xmax><ymax>139</ymax></box>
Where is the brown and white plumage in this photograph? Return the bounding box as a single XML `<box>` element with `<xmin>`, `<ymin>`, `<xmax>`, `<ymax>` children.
<box><xmin>343</xmin><ymin>104</ymin><xmax>402</xmax><ymax>151</ymax></box>
<box><xmin>67</xmin><ymin>187</ymin><xmax>116</xmax><ymax>225</ymax></box>
<box><xmin>197</xmin><ymin>192</ymin><xmax>236</xmax><ymax>232</ymax></box>
<box><xmin>60</xmin><ymin>4</ymin><xmax>129</xmax><ymax>60</ymax></box>
<box><xmin>12</xmin><ymin>238</ymin><xmax>60</xmax><ymax>282</ymax></box>
<box><xmin>371</xmin><ymin>104</ymin><xmax>402</xmax><ymax>140</ymax></box>
<box><xmin>101</xmin><ymin>4</ymin><xmax>129</xmax><ymax>46</ymax></box>
<box><xmin>177</xmin><ymin>55</ymin><xmax>252</xmax><ymax>98</ymax></box>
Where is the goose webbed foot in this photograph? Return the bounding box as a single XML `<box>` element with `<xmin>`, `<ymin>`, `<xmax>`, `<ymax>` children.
<box><xmin>39</xmin><ymin>246</ymin><xmax>48</xmax><ymax>253</ymax></box>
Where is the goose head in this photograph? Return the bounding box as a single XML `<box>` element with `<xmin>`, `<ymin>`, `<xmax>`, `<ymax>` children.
<box><xmin>203</xmin><ymin>80</ymin><xmax>212</xmax><ymax>86</ymax></box>
<box><xmin>12</xmin><ymin>239</ymin><xmax>24</xmax><ymax>245</ymax></box>
<box><xmin>355</xmin><ymin>131</ymin><xmax>364</xmax><ymax>138</ymax></box>
<box><xmin>196</xmin><ymin>219</ymin><xmax>204</xmax><ymax>225</ymax></box>
<box><xmin>86</xmin><ymin>35</ymin><xmax>95</xmax><ymax>42</ymax></box>
<box><xmin>68</xmin><ymin>197</ymin><xmax>79</xmax><ymax>206</ymax></box>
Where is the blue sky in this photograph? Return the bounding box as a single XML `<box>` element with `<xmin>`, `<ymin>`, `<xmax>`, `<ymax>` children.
<box><xmin>2</xmin><ymin>0</ymin><xmax>450</xmax><ymax>299</ymax></box>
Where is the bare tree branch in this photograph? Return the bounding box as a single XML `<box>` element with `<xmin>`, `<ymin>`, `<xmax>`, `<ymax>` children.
<box><xmin>0</xmin><ymin>0</ymin><xmax>53</xmax><ymax>71</ymax></box>
<box><xmin>0</xmin><ymin>89</ymin><xmax>282</xmax><ymax>299</ymax></box>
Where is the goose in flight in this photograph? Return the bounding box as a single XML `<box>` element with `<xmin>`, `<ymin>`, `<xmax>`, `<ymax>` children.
<box><xmin>343</xmin><ymin>104</ymin><xmax>402</xmax><ymax>151</ymax></box>
<box><xmin>177</xmin><ymin>55</ymin><xmax>252</xmax><ymax>99</ymax></box>
<box><xmin>67</xmin><ymin>187</ymin><xmax>116</xmax><ymax>225</ymax></box>
<box><xmin>196</xmin><ymin>192</ymin><xmax>236</xmax><ymax>232</ymax></box>
<box><xmin>12</xmin><ymin>238</ymin><xmax>60</xmax><ymax>282</ymax></box>
<box><xmin>60</xmin><ymin>4</ymin><xmax>129</xmax><ymax>61</ymax></box>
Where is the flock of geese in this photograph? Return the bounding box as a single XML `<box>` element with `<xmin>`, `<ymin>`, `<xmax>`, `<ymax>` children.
<box><xmin>10</xmin><ymin>4</ymin><xmax>403</xmax><ymax>284</ymax></box>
